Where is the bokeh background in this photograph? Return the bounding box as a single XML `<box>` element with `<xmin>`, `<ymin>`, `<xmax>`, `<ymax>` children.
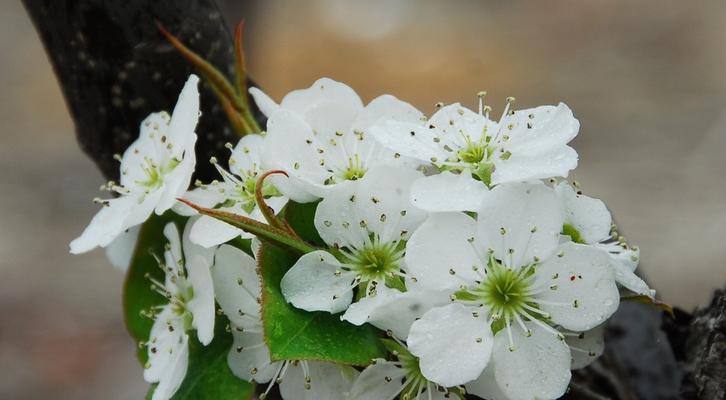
<box><xmin>2</xmin><ymin>0</ymin><xmax>725</xmax><ymax>398</ymax></box>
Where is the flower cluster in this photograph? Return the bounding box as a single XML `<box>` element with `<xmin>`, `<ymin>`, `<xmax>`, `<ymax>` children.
<box><xmin>72</xmin><ymin>75</ymin><xmax>651</xmax><ymax>400</ymax></box>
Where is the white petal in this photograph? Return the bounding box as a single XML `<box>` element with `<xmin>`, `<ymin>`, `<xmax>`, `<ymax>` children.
<box><xmin>229</xmin><ymin>134</ymin><xmax>265</xmax><ymax>175</ymax></box>
<box><xmin>410</xmin><ymin>172</ymin><xmax>489</xmax><ymax>212</ymax></box>
<box><xmin>167</xmin><ymin>75</ymin><xmax>200</xmax><ymax>157</ymax></box>
<box><xmin>262</xmin><ymin>109</ymin><xmax>330</xmax><ymax>202</ymax></box>
<box><xmin>352</xmin><ymin>94</ymin><xmax>423</xmax><ymax>131</ymax></box>
<box><xmin>497</xmin><ymin>103</ymin><xmax>579</xmax><ymax>156</ymax></box>
<box><xmin>280</xmin><ymin>251</ymin><xmax>356</xmax><ymax>313</ymax></box>
<box><xmin>211</xmin><ymin>245</ymin><xmax>261</xmax><ymax>327</ymax></box>
<box><xmin>534</xmin><ymin>242</ymin><xmax>619</xmax><ymax>331</ymax></box>
<box><xmin>341</xmin><ymin>285</ymin><xmax>450</xmax><ymax>340</ymax></box>
<box><xmin>492</xmin><ymin>145</ymin><xmax>578</xmax><ymax>185</ymax></box>
<box><xmin>370</xmin><ymin>119</ymin><xmax>448</xmax><ymax>163</ymax></box>
<box><xmin>173</xmin><ymin>185</ymin><xmax>225</xmax><ymax>216</ymax></box>
<box><xmin>70</xmin><ymin>195</ymin><xmax>137</xmax><ymax>254</ymax></box>
<box><xmin>314</xmin><ymin>166</ymin><xmax>426</xmax><ymax>248</ymax></box>
<box><xmin>406</xmin><ymin>212</ymin><xmax>482</xmax><ymax>290</ymax></box>
<box><xmin>190</xmin><ymin>212</ymin><xmax>244</xmax><ymax>248</ymax></box>
<box><xmin>492</xmin><ymin>323</ymin><xmax>571</xmax><ymax>400</ymax></box>
<box><xmin>249</xmin><ymin>87</ymin><xmax>279</xmax><ymax>118</ymax></box>
<box><xmin>279</xmin><ymin>362</ymin><xmax>358</xmax><ymax>400</ymax></box>
<box><xmin>280</xmin><ymin>77</ymin><xmax>363</xmax><ymax>120</ymax></box>
<box><xmin>228</xmin><ymin>330</ymin><xmax>279</xmax><ymax>383</ymax></box>
<box><xmin>150</xmin><ymin>333</ymin><xmax>189</xmax><ymax>400</ymax></box>
<box><xmin>126</xmin><ymin>188</ymin><xmax>164</xmax><ymax>228</ymax></box>
<box><xmin>182</xmin><ymin>216</ymin><xmax>215</xmax><ymax>267</ymax></box>
<box><xmin>566</xmin><ymin>324</ymin><xmax>605</xmax><ymax>370</ymax></box>
<box><xmin>555</xmin><ymin>182</ymin><xmax>612</xmax><ymax>243</ymax></box>
<box><xmin>156</xmin><ymin>137</ymin><xmax>197</xmax><ymax>214</ymax></box>
<box><xmin>408</xmin><ymin>303</ymin><xmax>493</xmax><ymax>387</ymax></box>
<box><xmin>465</xmin><ymin>364</ymin><xmax>510</xmax><ymax>400</ymax></box>
<box><xmin>477</xmin><ymin>183</ymin><xmax>562</xmax><ymax>268</ymax></box>
<box><xmin>428</xmin><ymin>103</ymin><xmax>497</xmax><ymax>149</ymax></box>
<box><xmin>186</xmin><ymin>253</ymin><xmax>215</xmax><ymax>345</ymax></box>
<box><xmin>105</xmin><ymin>225</ymin><xmax>141</xmax><ymax>271</ymax></box>
<box><xmin>144</xmin><ymin>307</ymin><xmax>186</xmax><ymax>382</ymax></box>
<box><xmin>348</xmin><ymin>360</ymin><xmax>407</xmax><ymax>400</ymax></box>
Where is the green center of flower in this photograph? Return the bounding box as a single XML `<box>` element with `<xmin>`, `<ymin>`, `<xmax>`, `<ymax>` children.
<box><xmin>340</xmin><ymin>155</ymin><xmax>367</xmax><ymax>182</ymax></box>
<box><xmin>562</xmin><ymin>223</ymin><xmax>585</xmax><ymax>244</ymax></box>
<box><xmin>138</xmin><ymin>157</ymin><xmax>180</xmax><ymax>190</ymax></box>
<box><xmin>345</xmin><ymin>238</ymin><xmax>404</xmax><ymax>285</ymax></box>
<box><xmin>219</xmin><ymin>171</ymin><xmax>282</xmax><ymax>214</ymax></box>
<box><xmin>456</xmin><ymin>256</ymin><xmax>541</xmax><ymax>333</ymax></box>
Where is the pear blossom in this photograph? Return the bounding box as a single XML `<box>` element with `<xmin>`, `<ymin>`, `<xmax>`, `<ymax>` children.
<box><xmin>211</xmin><ymin>244</ymin><xmax>358</xmax><ymax>399</ymax></box>
<box><xmin>555</xmin><ymin>181</ymin><xmax>652</xmax><ymax>296</ymax></box>
<box><xmin>349</xmin><ymin>350</ymin><xmax>456</xmax><ymax>400</ymax></box>
<box><xmin>370</xmin><ymin>98</ymin><xmax>579</xmax><ymax>212</ymax></box>
<box><xmin>176</xmin><ymin>134</ymin><xmax>287</xmax><ymax>248</ymax></box>
<box><xmin>70</xmin><ymin>75</ymin><xmax>200</xmax><ymax>254</ymax></box>
<box><xmin>249</xmin><ymin>78</ymin><xmax>424</xmax><ymax>202</ymax></box>
<box><xmin>405</xmin><ymin>183</ymin><xmax>620</xmax><ymax>399</ymax></box>
<box><xmin>144</xmin><ymin>220</ymin><xmax>216</xmax><ymax>400</ymax></box>
<box><xmin>279</xmin><ymin>166</ymin><xmax>427</xmax><ymax>314</ymax></box>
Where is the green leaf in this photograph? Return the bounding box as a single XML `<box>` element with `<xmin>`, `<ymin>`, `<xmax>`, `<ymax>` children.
<box><xmin>259</xmin><ymin>243</ymin><xmax>386</xmax><ymax>365</ymax></box>
<box><xmin>147</xmin><ymin>317</ymin><xmax>256</xmax><ymax>400</ymax></box>
<box><xmin>124</xmin><ymin>212</ymin><xmax>187</xmax><ymax>362</ymax></box>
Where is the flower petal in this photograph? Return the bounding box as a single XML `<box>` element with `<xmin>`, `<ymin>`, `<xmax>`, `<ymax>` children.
<box><xmin>211</xmin><ymin>245</ymin><xmax>262</xmax><ymax>327</ymax></box>
<box><xmin>465</xmin><ymin>364</ymin><xmax>510</xmax><ymax>400</ymax></box>
<box><xmin>477</xmin><ymin>183</ymin><xmax>562</xmax><ymax>268</ymax></box>
<box><xmin>492</xmin><ymin>323</ymin><xmax>571</xmax><ymax>400</ymax></box>
<box><xmin>497</xmin><ymin>103</ymin><xmax>579</xmax><ymax>156</ymax></box>
<box><xmin>534</xmin><ymin>242</ymin><xmax>619</xmax><ymax>331</ymax></box>
<box><xmin>348</xmin><ymin>360</ymin><xmax>407</xmax><ymax>400</ymax></box>
<box><xmin>144</xmin><ymin>307</ymin><xmax>186</xmax><ymax>383</ymax></box>
<box><xmin>105</xmin><ymin>225</ymin><xmax>141</xmax><ymax>271</ymax></box>
<box><xmin>410</xmin><ymin>171</ymin><xmax>489</xmax><ymax>212</ymax></box>
<box><xmin>280</xmin><ymin>77</ymin><xmax>363</xmax><ymax>121</ymax></box>
<box><xmin>228</xmin><ymin>330</ymin><xmax>279</xmax><ymax>383</ymax></box>
<box><xmin>408</xmin><ymin>303</ymin><xmax>493</xmax><ymax>387</ymax></box>
<box><xmin>406</xmin><ymin>212</ymin><xmax>482</xmax><ymax>290</ymax></box>
<box><xmin>70</xmin><ymin>195</ymin><xmax>138</xmax><ymax>254</ymax></box>
<box><xmin>280</xmin><ymin>251</ymin><xmax>356</xmax><ymax>313</ymax></box>
<box><xmin>248</xmin><ymin>86</ymin><xmax>279</xmax><ymax>118</ymax></box>
<box><xmin>150</xmin><ymin>333</ymin><xmax>189</xmax><ymax>400</ymax></box>
<box><xmin>566</xmin><ymin>324</ymin><xmax>605</xmax><ymax>370</ymax></box>
<box><xmin>492</xmin><ymin>145</ymin><xmax>578</xmax><ymax>186</ymax></box>
<box><xmin>314</xmin><ymin>166</ymin><xmax>426</xmax><ymax>248</ymax></box>
<box><xmin>341</xmin><ymin>285</ymin><xmax>450</xmax><ymax>340</ymax></box>
<box><xmin>555</xmin><ymin>182</ymin><xmax>612</xmax><ymax>243</ymax></box>
<box><xmin>370</xmin><ymin>119</ymin><xmax>448</xmax><ymax>164</ymax></box>
<box><xmin>352</xmin><ymin>94</ymin><xmax>423</xmax><ymax>131</ymax></box>
<box><xmin>185</xmin><ymin>252</ymin><xmax>215</xmax><ymax>345</ymax></box>
<box><xmin>229</xmin><ymin>134</ymin><xmax>266</xmax><ymax>175</ymax></box>
<box><xmin>167</xmin><ymin>75</ymin><xmax>200</xmax><ymax>157</ymax></box>
<box><xmin>279</xmin><ymin>362</ymin><xmax>359</xmax><ymax>400</ymax></box>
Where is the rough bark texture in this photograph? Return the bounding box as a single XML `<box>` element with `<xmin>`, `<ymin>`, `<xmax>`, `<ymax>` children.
<box><xmin>22</xmin><ymin>1</ymin><xmax>726</xmax><ymax>399</ymax></box>
<box><xmin>23</xmin><ymin>0</ymin><xmax>263</xmax><ymax>182</ymax></box>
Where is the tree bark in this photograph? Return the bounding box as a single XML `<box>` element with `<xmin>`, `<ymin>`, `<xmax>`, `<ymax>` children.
<box><xmin>23</xmin><ymin>0</ymin><xmax>263</xmax><ymax>182</ymax></box>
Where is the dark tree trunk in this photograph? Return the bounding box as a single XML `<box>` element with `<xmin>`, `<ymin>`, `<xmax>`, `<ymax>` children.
<box><xmin>22</xmin><ymin>0</ymin><xmax>263</xmax><ymax>182</ymax></box>
<box><xmin>21</xmin><ymin>1</ymin><xmax>726</xmax><ymax>399</ymax></box>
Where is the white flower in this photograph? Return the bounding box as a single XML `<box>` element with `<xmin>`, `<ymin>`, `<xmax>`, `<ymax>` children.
<box><xmin>70</xmin><ymin>75</ymin><xmax>200</xmax><ymax>254</ymax></box>
<box><xmin>370</xmin><ymin>99</ymin><xmax>579</xmax><ymax>212</ymax></box>
<box><xmin>405</xmin><ymin>183</ymin><xmax>620</xmax><ymax>400</ymax></box>
<box><xmin>211</xmin><ymin>244</ymin><xmax>358</xmax><ymax>400</ymax></box>
<box><xmin>279</xmin><ymin>166</ymin><xmax>427</xmax><ymax>314</ymax></box>
<box><xmin>144</xmin><ymin>220</ymin><xmax>216</xmax><ymax>400</ymax></box>
<box><xmin>177</xmin><ymin>134</ymin><xmax>287</xmax><ymax>248</ymax></box>
<box><xmin>250</xmin><ymin>78</ymin><xmax>424</xmax><ymax>202</ymax></box>
<box><xmin>349</xmin><ymin>353</ymin><xmax>454</xmax><ymax>400</ymax></box>
<box><xmin>105</xmin><ymin>225</ymin><xmax>140</xmax><ymax>271</ymax></box>
<box><xmin>555</xmin><ymin>181</ymin><xmax>652</xmax><ymax>296</ymax></box>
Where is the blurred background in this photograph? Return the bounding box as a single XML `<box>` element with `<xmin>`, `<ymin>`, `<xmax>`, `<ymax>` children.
<box><xmin>2</xmin><ymin>0</ymin><xmax>725</xmax><ymax>398</ymax></box>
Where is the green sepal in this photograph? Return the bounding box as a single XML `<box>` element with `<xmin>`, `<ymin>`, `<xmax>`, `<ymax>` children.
<box><xmin>622</xmin><ymin>294</ymin><xmax>675</xmax><ymax>318</ymax></box>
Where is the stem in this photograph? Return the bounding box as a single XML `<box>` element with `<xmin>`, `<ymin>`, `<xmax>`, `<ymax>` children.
<box><xmin>177</xmin><ymin>198</ymin><xmax>316</xmax><ymax>254</ymax></box>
